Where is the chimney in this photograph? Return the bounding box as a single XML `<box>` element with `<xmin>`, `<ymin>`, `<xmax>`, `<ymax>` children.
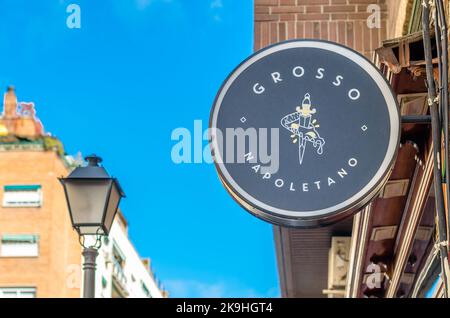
<box><xmin>3</xmin><ymin>86</ymin><xmax>18</xmax><ymax>119</ymax></box>
<box><xmin>141</xmin><ymin>258</ymin><xmax>152</xmax><ymax>275</ymax></box>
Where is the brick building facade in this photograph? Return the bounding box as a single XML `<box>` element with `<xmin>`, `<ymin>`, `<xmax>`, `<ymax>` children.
<box><xmin>254</xmin><ymin>0</ymin><xmax>389</xmax><ymax>59</ymax></box>
<box><xmin>0</xmin><ymin>88</ymin><xmax>165</xmax><ymax>298</ymax></box>
<box><xmin>0</xmin><ymin>87</ymin><xmax>82</xmax><ymax>297</ymax></box>
<box><xmin>0</xmin><ymin>151</ymin><xmax>82</xmax><ymax>297</ymax></box>
<box><xmin>255</xmin><ymin>0</ymin><xmax>412</xmax><ymax>297</ymax></box>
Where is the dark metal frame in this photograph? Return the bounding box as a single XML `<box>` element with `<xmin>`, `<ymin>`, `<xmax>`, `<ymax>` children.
<box><xmin>422</xmin><ymin>0</ymin><xmax>449</xmax><ymax>297</ymax></box>
<box><xmin>435</xmin><ymin>0</ymin><xmax>450</xmax><ymax>254</ymax></box>
<box><xmin>401</xmin><ymin>115</ymin><xmax>432</xmax><ymax>124</ymax></box>
<box><xmin>59</xmin><ymin>155</ymin><xmax>125</xmax><ymax>236</ymax></box>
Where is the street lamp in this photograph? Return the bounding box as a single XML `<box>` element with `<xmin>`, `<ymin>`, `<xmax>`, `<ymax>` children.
<box><xmin>59</xmin><ymin>154</ymin><xmax>125</xmax><ymax>298</ymax></box>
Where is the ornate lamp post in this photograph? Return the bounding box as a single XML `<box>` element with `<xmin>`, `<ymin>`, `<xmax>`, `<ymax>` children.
<box><xmin>59</xmin><ymin>154</ymin><xmax>125</xmax><ymax>298</ymax></box>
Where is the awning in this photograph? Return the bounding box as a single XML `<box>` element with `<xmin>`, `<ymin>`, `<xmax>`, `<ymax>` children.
<box><xmin>4</xmin><ymin>185</ymin><xmax>41</xmax><ymax>191</ymax></box>
<box><xmin>1</xmin><ymin>234</ymin><xmax>39</xmax><ymax>243</ymax></box>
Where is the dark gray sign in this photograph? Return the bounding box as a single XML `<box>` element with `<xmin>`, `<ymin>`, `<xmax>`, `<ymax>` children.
<box><xmin>210</xmin><ymin>40</ymin><xmax>400</xmax><ymax>227</ymax></box>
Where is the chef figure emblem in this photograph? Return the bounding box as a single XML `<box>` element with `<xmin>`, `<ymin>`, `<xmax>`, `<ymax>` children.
<box><xmin>281</xmin><ymin>93</ymin><xmax>325</xmax><ymax>165</ymax></box>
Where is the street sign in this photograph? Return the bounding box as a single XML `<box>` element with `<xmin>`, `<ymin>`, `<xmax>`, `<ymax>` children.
<box><xmin>210</xmin><ymin>40</ymin><xmax>400</xmax><ymax>227</ymax></box>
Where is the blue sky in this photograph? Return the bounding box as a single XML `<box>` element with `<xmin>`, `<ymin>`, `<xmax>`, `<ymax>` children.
<box><xmin>0</xmin><ymin>0</ymin><xmax>280</xmax><ymax>297</ymax></box>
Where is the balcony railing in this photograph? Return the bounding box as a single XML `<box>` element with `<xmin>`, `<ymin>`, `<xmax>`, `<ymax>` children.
<box><xmin>112</xmin><ymin>259</ymin><xmax>128</xmax><ymax>295</ymax></box>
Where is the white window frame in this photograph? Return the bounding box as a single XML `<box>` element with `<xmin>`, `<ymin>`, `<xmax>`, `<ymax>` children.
<box><xmin>2</xmin><ymin>185</ymin><xmax>43</xmax><ymax>208</ymax></box>
<box><xmin>0</xmin><ymin>235</ymin><xmax>39</xmax><ymax>257</ymax></box>
<box><xmin>0</xmin><ymin>287</ymin><xmax>36</xmax><ymax>298</ymax></box>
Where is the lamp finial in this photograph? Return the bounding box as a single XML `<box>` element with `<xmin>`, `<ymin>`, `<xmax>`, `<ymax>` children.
<box><xmin>85</xmin><ymin>154</ymin><xmax>103</xmax><ymax>166</ymax></box>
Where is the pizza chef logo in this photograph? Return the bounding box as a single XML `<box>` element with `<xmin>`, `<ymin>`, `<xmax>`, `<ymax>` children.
<box><xmin>281</xmin><ymin>93</ymin><xmax>325</xmax><ymax>165</ymax></box>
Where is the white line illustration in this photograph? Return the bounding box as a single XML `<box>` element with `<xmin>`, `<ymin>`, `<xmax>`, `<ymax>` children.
<box><xmin>281</xmin><ymin>93</ymin><xmax>325</xmax><ymax>165</ymax></box>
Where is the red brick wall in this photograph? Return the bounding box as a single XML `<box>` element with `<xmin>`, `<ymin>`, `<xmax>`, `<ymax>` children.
<box><xmin>254</xmin><ymin>0</ymin><xmax>388</xmax><ymax>59</ymax></box>
<box><xmin>0</xmin><ymin>151</ymin><xmax>82</xmax><ymax>298</ymax></box>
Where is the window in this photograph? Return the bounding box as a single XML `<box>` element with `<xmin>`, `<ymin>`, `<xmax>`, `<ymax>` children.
<box><xmin>141</xmin><ymin>281</ymin><xmax>151</xmax><ymax>298</ymax></box>
<box><xmin>0</xmin><ymin>234</ymin><xmax>39</xmax><ymax>257</ymax></box>
<box><xmin>2</xmin><ymin>185</ymin><xmax>42</xmax><ymax>207</ymax></box>
<box><xmin>112</xmin><ymin>242</ymin><xmax>127</xmax><ymax>287</ymax></box>
<box><xmin>0</xmin><ymin>287</ymin><xmax>36</xmax><ymax>298</ymax></box>
<box><xmin>112</xmin><ymin>241</ymin><xmax>126</xmax><ymax>268</ymax></box>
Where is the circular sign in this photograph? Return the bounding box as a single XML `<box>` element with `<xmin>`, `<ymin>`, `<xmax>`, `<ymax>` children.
<box><xmin>210</xmin><ymin>40</ymin><xmax>400</xmax><ymax>228</ymax></box>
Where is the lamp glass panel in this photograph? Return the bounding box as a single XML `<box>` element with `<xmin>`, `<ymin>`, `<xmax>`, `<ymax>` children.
<box><xmin>79</xmin><ymin>226</ymin><xmax>105</xmax><ymax>236</ymax></box>
<box><xmin>103</xmin><ymin>183</ymin><xmax>121</xmax><ymax>233</ymax></box>
<box><xmin>64</xmin><ymin>179</ymin><xmax>111</xmax><ymax>226</ymax></box>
